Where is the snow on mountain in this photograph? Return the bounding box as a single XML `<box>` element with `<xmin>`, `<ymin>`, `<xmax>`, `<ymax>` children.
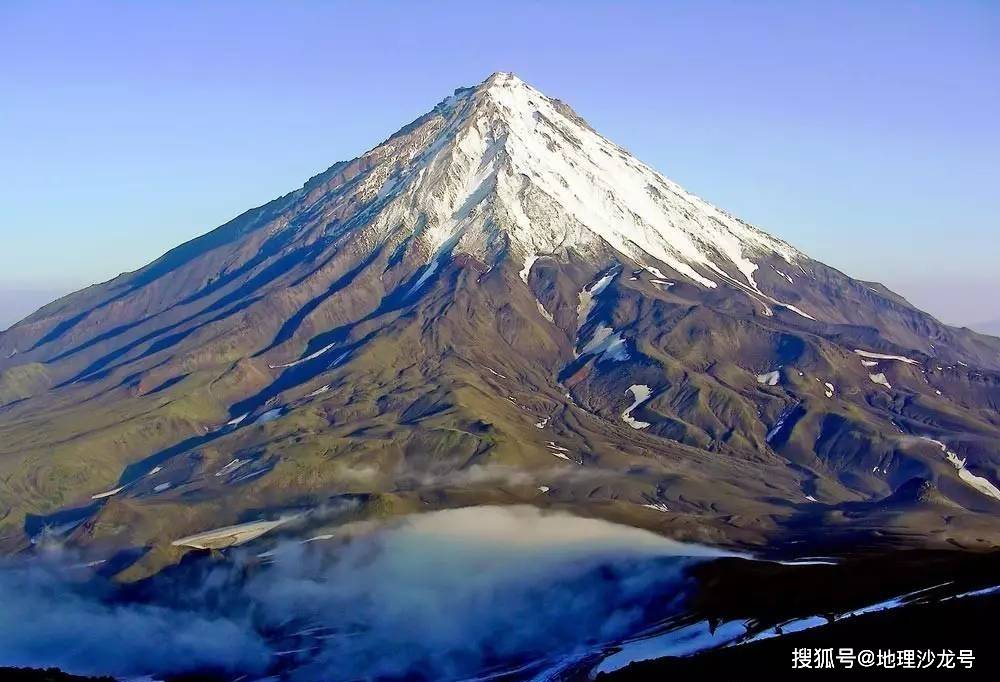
<box><xmin>326</xmin><ymin>73</ymin><xmax>802</xmax><ymax>293</ymax></box>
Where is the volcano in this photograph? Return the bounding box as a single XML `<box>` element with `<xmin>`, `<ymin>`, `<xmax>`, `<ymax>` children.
<box><xmin>1</xmin><ymin>72</ymin><xmax>998</xmax><ymax>578</ymax></box>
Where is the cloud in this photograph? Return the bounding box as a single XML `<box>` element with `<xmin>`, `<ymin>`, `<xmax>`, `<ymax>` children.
<box><xmin>0</xmin><ymin>506</ymin><xmax>738</xmax><ymax>680</ymax></box>
<box><xmin>333</xmin><ymin>459</ymin><xmax>636</xmax><ymax>492</ymax></box>
<box><xmin>0</xmin><ymin>558</ymin><xmax>271</xmax><ymax>676</ymax></box>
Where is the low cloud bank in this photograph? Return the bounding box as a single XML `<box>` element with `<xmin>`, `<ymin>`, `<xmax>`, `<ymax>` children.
<box><xmin>0</xmin><ymin>560</ymin><xmax>271</xmax><ymax>676</ymax></box>
<box><xmin>0</xmin><ymin>505</ymin><xmax>737</xmax><ymax>680</ymax></box>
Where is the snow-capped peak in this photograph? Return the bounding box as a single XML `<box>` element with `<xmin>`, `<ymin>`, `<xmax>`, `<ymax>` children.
<box><xmin>326</xmin><ymin>72</ymin><xmax>802</xmax><ymax>290</ymax></box>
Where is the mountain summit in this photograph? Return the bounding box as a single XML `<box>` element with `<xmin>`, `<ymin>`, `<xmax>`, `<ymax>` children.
<box><xmin>337</xmin><ymin>71</ymin><xmax>799</xmax><ymax>295</ymax></box>
<box><xmin>0</xmin><ymin>73</ymin><xmax>997</xmax><ymax>574</ymax></box>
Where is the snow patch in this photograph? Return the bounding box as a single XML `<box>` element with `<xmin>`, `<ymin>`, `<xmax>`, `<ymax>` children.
<box><xmin>171</xmin><ymin>518</ymin><xmax>290</xmax><ymax>550</ymax></box>
<box><xmin>920</xmin><ymin>437</ymin><xmax>1000</xmax><ymax>501</ymax></box>
<box><xmin>91</xmin><ymin>485</ymin><xmax>126</xmax><ymax>500</ymax></box>
<box><xmin>576</xmin><ymin>270</ymin><xmax>616</xmax><ymax>327</ymax></box>
<box><xmin>854</xmin><ymin>349</ymin><xmax>918</xmax><ymax>364</ymax></box>
<box><xmin>622</xmin><ymin>384</ymin><xmax>652</xmax><ymax>429</ymax></box>
<box><xmin>869</xmin><ymin>373</ymin><xmax>891</xmax><ymax>389</ymax></box>
<box><xmin>518</xmin><ymin>253</ymin><xmax>539</xmax><ymax>284</ymax></box>
<box><xmin>766</xmin><ymin>403</ymin><xmax>798</xmax><ymax>443</ymax></box>
<box><xmin>580</xmin><ymin>324</ymin><xmax>629</xmax><ymax>362</ymax></box>
<box><xmin>215</xmin><ymin>459</ymin><xmax>248</xmax><ymax>477</ymax></box>
<box><xmin>306</xmin><ymin>384</ymin><xmax>331</xmax><ymax>398</ymax></box>
<box><xmin>772</xmin><ymin>266</ymin><xmax>794</xmax><ymax>283</ymax></box>
<box><xmin>545</xmin><ymin>441</ymin><xmax>576</xmax><ymax>463</ymax></box>
<box><xmin>756</xmin><ymin>370</ymin><xmax>780</xmax><ymax>386</ymax></box>
<box><xmin>254</xmin><ymin>408</ymin><xmax>283</xmax><ymax>425</ymax></box>
<box><xmin>778</xmin><ymin>303</ymin><xmax>816</xmax><ymax>320</ymax></box>
<box><xmin>269</xmin><ymin>342</ymin><xmax>337</xmax><ymax>369</ymax></box>
<box><xmin>405</xmin><ymin>260</ymin><xmax>440</xmax><ymax>298</ymax></box>
<box><xmin>536</xmin><ymin>300</ymin><xmax>554</xmax><ymax>323</ymax></box>
<box><xmin>593</xmin><ymin>619</ymin><xmax>747</xmax><ymax>675</ymax></box>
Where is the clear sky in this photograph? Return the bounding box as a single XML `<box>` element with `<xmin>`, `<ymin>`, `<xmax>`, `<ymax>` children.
<box><xmin>1</xmin><ymin>1</ymin><xmax>998</xmax><ymax>329</ymax></box>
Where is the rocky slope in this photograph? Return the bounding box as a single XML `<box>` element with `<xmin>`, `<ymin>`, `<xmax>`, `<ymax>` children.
<box><xmin>0</xmin><ymin>73</ymin><xmax>997</xmax><ymax>577</ymax></box>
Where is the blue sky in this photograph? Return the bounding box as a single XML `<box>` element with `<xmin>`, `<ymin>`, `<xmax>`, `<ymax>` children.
<box><xmin>1</xmin><ymin>1</ymin><xmax>998</xmax><ymax>328</ymax></box>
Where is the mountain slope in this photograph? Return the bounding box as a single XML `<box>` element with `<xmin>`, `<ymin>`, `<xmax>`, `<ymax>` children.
<box><xmin>0</xmin><ymin>73</ymin><xmax>997</xmax><ymax>573</ymax></box>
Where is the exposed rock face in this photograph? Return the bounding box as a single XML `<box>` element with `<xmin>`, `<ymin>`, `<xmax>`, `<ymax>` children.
<box><xmin>0</xmin><ymin>73</ymin><xmax>997</xmax><ymax>569</ymax></box>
